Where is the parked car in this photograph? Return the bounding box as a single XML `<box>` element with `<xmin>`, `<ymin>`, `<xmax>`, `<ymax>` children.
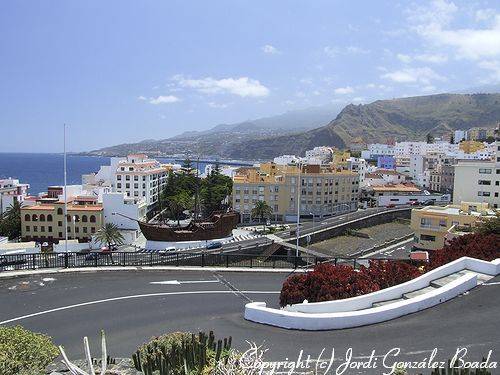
<box><xmin>159</xmin><ymin>246</ymin><xmax>176</xmax><ymax>255</ymax></box>
<box><xmin>409</xmin><ymin>201</ymin><xmax>420</xmax><ymax>206</ymax></box>
<box><xmin>0</xmin><ymin>256</ymin><xmax>27</xmax><ymax>267</ymax></box>
<box><xmin>84</xmin><ymin>252</ymin><xmax>100</xmax><ymax>261</ymax></box>
<box><xmin>422</xmin><ymin>199</ymin><xmax>436</xmax><ymax>206</ymax></box>
<box><xmin>206</xmin><ymin>241</ymin><xmax>222</xmax><ymax>250</ymax></box>
<box><xmin>386</xmin><ymin>203</ymin><xmax>396</xmax><ymax>208</ymax></box>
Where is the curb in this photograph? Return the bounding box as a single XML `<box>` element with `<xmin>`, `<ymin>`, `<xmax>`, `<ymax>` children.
<box><xmin>0</xmin><ymin>266</ymin><xmax>304</xmax><ymax>279</ymax></box>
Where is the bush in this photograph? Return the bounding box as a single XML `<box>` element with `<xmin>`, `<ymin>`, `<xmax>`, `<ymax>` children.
<box><xmin>360</xmin><ymin>260</ymin><xmax>422</xmax><ymax>289</ymax></box>
<box><xmin>280</xmin><ymin>264</ymin><xmax>380</xmax><ymax>307</ymax></box>
<box><xmin>429</xmin><ymin>233</ymin><xmax>500</xmax><ymax>270</ymax></box>
<box><xmin>0</xmin><ymin>325</ymin><xmax>59</xmax><ymax>375</ymax></box>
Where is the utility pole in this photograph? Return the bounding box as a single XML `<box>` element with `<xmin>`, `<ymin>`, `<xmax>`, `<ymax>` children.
<box><xmin>64</xmin><ymin>124</ymin><xmax>68</xmax><ymax>255</ymax></box>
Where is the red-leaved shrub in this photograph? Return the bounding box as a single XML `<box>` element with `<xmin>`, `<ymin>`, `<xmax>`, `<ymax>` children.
<box><xmin>360</xmin><ymin>260</ymin><xmax>422</xmax><ymax>289</ymax></box>
<box><xmin>429</xmin><ymin>233</ymin><xmax>500</xmax><ymax>270</ymax></box>
<box><xmin>279</xmin><ymin>263</ymin><xmax>380</xmax><ymax>307</ymax></box>
<box><xmin>279</xmin><ymin>273</ymin><xmax>308</xmax><ymax>307</ymax></box>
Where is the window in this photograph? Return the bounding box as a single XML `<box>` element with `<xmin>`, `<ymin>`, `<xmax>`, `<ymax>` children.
<box><xmin>32</xmin><ymin>214</ymin><xmax>38</xmax><ymax>221</ymax></box>
<box><xmin>48</xmin><ymin>226</ymin><xmax>52</xmax><ymax>232</ymax></box>
<box><xmin>47</xmin><ymin>214</ymin><xmax>53</xmax><ymax>221</ymax></box>
<box><xmin>58</xmin><ymin>221</ymin><xmax>62</xmax><ymax>226</ymax></box>
<box><xmin>478</xmin><ymin>180</ymin><xmax>491</xmax><ymax>185</ymax></box>
<box><xmin>90</xmin><ymin>215</ymin><xmax>96</xmax><ymax>223</ymax></box>
<box><xmin>39</xmin><ymin>214</ymin><xmax>45</xmax><ymax>222</ymax></box>
<box><xmin>479</xmin><ymin>168</ymin><xmax>492</xmax><ymax>174</ymax></box>
<box><xmin>82</xmin><ymin>215</ymin><xmax>88</xmax><ymax>222</ymax></box>
<box><xmin>57</xmin><ymin>208</ymin><xmax>63</xmax><ymax>215</ymax></box>
<box><xmin>26</xmin><ymin>226</ymin><xmax>30</xmax><ymax>232</ymax></box>
<box><xmin>439</xmin><ymin>219</ymin><xmax>446</xmax><ymax>227</ymax></box>
<box><xmin>24</xmin><ymin>214</ymin><xmax>30</xmax><ymax>221</ymax></box>
<box><xmin>420</xmin><ymin>234</ymin><xmax>436</xmax><ymax>241</ymax></box>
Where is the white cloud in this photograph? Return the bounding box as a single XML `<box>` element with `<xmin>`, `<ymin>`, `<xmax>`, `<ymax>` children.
<box><xmin>137</xmin><ymin>95</ymin><xmax>147</xmax><ymax>101</ymax></box>
<box><xmin>334</xmin><ymin>86</ymin><xmax>355</xmax><ymax>95</ymax></box>
<box><xmin>478</xmin><ymin>60</ymin><xmax>500</xmax><ymax>82</ymax></box>
<box><xmin>172</xmin><ymin>75</ymin><xmax>269</xmax><ymax>97</ymax></box>
<box><xmin>149</xmin><ymin>95</ymin><xmax>180</xmax><ymax>104</ymax></box>
<box><xmin>415</xmin><ymin>53</ymin><xmax>448</xmax><ymax>63</ymax></box>
<box><xmin>261</xmin><ymin>44</ymin><xmax>280</xmax><ymax>54</ymax></box>
<box><xmin>397</xmin><ymin>54</ymin><xmax>412</xmax><ymax>63</ymax></box>
<box><xmin>381</xmin><ymin>67</ymin><xmax>446</xmax><ymax>84</ymax></box>
<box><xmin>346</xmin><ymin>46</ymin><xmax>370</xmax><ymax>54</ymax></box>
<box><xmin>324</xmin><ymin>46</ymin><xmax>339</xmax><ymax>58</ymax></box>
<box><xmin>208</xmin><ymin>102</ymin><xmax>230</xmax><ymax>109</ymax></box>
<box><xmin>475</xmin><ymin>9</ymin><xmax>496</xmax><ymax>22</ymax></box>
<box><xmin>408</xmin><ymin>1</ymin><xmax>500</xmax><ymax>60</ymax></box>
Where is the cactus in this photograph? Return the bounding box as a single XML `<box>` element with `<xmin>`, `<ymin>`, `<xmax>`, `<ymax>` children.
<box><xmin>132</xmin><ymin>330</ymin><xmax>232</xmax><ymax>374</ymax></box>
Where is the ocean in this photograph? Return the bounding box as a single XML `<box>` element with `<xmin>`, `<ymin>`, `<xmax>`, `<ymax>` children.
<box><xmin>0</xmin><ymin>153</ymin><xmax>218</xmax><ymax>195</ymax></box>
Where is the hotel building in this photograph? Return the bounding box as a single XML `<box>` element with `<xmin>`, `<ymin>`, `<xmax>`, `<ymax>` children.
<box><xmin>232</xmin><ymin>162</ymin><xmax>359</xmax><ymax>223</ymax></box>
<box><xmin>21</xmin><ymin>196</ymin><xmax>104</xmax><ymax>243</ymax></box>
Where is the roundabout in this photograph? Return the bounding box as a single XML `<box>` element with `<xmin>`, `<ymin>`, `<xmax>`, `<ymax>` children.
<box><xmin>0</xmin><ymin>269</ymin><xmax>499</xmax><ymax>370</ymax></box>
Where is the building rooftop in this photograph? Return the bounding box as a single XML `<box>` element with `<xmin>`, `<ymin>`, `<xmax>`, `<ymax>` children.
<box><xmin>372</xmin><ymin>184</ymin><xmax>421</xmax><ymax>193</ymax></box>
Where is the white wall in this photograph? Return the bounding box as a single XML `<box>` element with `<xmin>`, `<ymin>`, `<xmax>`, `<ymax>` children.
<box><xmin>102</xmin><ymin>192</ymin><xmax>146</xmax><ymax>231</ymax></box>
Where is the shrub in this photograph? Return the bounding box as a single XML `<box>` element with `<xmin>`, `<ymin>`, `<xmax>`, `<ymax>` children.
<box><xmin>279</xmin><ymin>273</ymin><xmax>308</xmax><ymax>307</ymax></box>
<box><xmin>360</xmin><ymin>260</ymin><xmax>422</xmax><ymax>289</ymax></box>
<box><xmin>429</xmin><ymin>233</ymin><xmax>500</xmax><ymax>270</ymax></box>
<box><xmin>0</xmin><ymin>325</ymin><xmax>59</xmax><ymax>375</ymax></box>
<box><xmin>279</xmin><ymin>263</ymin><xmax>380</xmax><ymax>307</ymax></box>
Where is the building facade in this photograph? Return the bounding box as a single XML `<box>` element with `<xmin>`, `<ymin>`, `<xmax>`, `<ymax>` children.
<box><xmin>232</xmin><ymin>163</ymin><xmax>359</xmax><ymax>223</ymax></box>
<box><xmin>21</xmin><ymin>196</ymin><xmax>104</xmax><ymax>243</ymax></box>
<box><xmin>0</xmin><ymin>178</ymin><xmax>29</xmax><ymax>214</ymax></box>
<box><xmin>410</xmin><ymin>202</ymin><xmax>497</xmax><ymax>250</ymax></box>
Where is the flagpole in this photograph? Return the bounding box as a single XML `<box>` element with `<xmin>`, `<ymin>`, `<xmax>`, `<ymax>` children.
<box><xmin>64</xmin><ymin>124</ymin><xmax>68</xmax><ymax>254</ymax></box>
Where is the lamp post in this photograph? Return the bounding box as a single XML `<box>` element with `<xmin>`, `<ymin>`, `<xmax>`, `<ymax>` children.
<box><xmin>295</xmin><ymin>162</ymin><xmax>302</xmax><ymax>257</ymax></box>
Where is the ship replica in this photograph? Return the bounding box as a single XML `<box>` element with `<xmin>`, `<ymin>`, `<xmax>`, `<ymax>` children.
<box><xmin>138</xmin><ymin>211</ymin><xmax>239</xmax><ymax>242</ymax></box>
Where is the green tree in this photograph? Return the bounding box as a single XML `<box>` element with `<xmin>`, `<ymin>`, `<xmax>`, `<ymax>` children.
<box><xmin>475</xmin><ymin>214</ymin><xmax>500</xmax><ymax>235</ymax></box>
<box><xmin>95</xmin><ymin>223</ymin><xmax>125</xmax><ymax>249</ymax></box>
<box><xmin>0</xmin><ymin>200</ymin><xmax>22</xmax><ymax>240</ymax></box>
<box><xmin>200</xmin><ymin>167</ymin><xmax>233</xmax><ymax>216</ymax></box>
<box><xmin>426</xmin><ymin>132</ymin><xmax>434</xmax><ymax>144</ymax></box>
<box><xmin>251</xmin><ymin>200</ymin><xmax>273</xmax><ymax>229</ymax></box>
<box><xmin>167</xmin><ymin>191</ymin><xmax>194</xmax><ymax>225</ymax></box>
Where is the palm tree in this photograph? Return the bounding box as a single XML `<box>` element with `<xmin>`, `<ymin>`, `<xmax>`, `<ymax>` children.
<box><xmin>0</xmin><ymin>200</ymin><xmax>22</xmax><ymax>239</ymax></box>
<box><xmin>251</xmin><ymin>201</ymin><xmax>273</xmax><ymax>231</ymax></box>
<box><xmin>95</xmin><ymin>223</ymin><xmax>125</xmax><ymax>250</ymax></box>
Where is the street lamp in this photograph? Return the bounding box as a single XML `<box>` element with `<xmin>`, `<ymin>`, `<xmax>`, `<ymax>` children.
<box><xmin>295</xmin><ymin>162</ymin><xmax>302</xmax><ymax>257</ymax></box>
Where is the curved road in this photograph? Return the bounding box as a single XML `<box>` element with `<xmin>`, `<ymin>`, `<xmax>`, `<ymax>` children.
<box><xmin>1</xmin><ymin>270</ymin><xmax>498</xmax><ymax>370</ymax></box>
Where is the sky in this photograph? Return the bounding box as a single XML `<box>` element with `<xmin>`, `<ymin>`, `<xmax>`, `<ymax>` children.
<box><xmin>1</xmin><ymin>0</ymin><xmax>500</xmax><ymax>152</ymax></box>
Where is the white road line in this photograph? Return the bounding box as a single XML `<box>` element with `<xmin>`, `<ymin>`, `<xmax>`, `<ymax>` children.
<box><xmin>0</xmin><ymin>290</ymin><xmax>280</xmax><ymax>325</ymax></box>
<box><xmin>149</xmin><ymin>280</ymin><xmax>220</xmax><ymax>285</ymax></box>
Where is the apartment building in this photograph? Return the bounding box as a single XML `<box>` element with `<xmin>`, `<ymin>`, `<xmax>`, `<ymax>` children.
<box><xmin>21</xmin><ymin>196</ymin><xmax>104</xmax><ymax>243</ymax></box>
<box><xmin>232</xmin><ymin>163</ymin><xmax>359</xmax><ymax>223</ymax></box>
<box><xmin>453</xmin><ymin>139</ymin><xmax>500</xmax><ymax>209</ymax></box>
<box><xmin>114</xmin><ymin>154</ymin><xmax>170</xmax><ymax>211</ymax></box>
<box><xmin>0</xmin><ymin>178</ymin><xmax>29</xmax><ymax>214</ymax></box>
<box><xmin>411</xmin><ymin>202</ymin><xmax>498</xmax><ymax>250</ymax></box>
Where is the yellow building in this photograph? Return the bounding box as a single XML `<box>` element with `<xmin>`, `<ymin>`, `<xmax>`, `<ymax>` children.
<box><xmin>232</xmin><ymin>162</ymin><xmax>359</xmax><ymax>223</ymax></box>
<box><xmin>410</xmin><ymin>202</ymin><xmax>497</xmax><ymax>250</ymax></box>
<box><xmin>21</xmin><ymin>197</ymin><xmax>104</xmax><ymax>243</ymax></box>
<box><xmin>458</xmin><ymin>140</ymin><xmax>485</xmax><ymax>154</ymax></box>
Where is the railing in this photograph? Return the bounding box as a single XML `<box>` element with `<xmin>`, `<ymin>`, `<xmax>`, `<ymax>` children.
<box><xmin>0</xmin><ymin>252</ymin><xmax>318</xmax><ymax>271</ymax></box>
<box><xmin>0</xmin><ymin>252</ymin><xmax>416</xmax><ymax>273</ymax></box>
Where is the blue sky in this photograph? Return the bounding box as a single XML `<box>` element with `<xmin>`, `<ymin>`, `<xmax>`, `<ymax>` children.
<box><xmin>1</xmin><ymin>0</ymin><xmax>499</xmax><ymax>152</ymax></box>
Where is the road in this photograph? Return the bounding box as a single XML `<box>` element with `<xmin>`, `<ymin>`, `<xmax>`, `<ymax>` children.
<box><xmin>1</xmin><ymin>270</ymin><xmax>498</xmax><ymax>371</ymax></box>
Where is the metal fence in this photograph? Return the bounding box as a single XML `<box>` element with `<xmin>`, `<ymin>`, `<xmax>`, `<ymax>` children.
<box><xmin>0</xmin><ymin>251</ymin><xmax>417</xmax><ymax>273</ymax></box>
<box><xmin>0</xmin><ymin>251</ymin><xmax>319</xmax><ymax>272</ymax></box>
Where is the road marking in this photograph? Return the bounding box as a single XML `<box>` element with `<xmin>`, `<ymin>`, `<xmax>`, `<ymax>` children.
<box><xmin>149</xmin><ymin>280</ymin><xmax>220</xmax><ymax>285</ymax></box>
<box><xmin>482</xmin><ymin>281</ymin><xmax>500</xmax><ymax>286</ymax></box>
<box><xmin>0</xmin><ymin>290</ymin><xmax>280</xmax><ymax>325</ymax></box>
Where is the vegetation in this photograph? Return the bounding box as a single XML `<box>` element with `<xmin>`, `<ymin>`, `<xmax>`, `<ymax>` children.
<box><xmin>475</xmin><ymin>215</ymin><xmax>500</xmax><ymax>236</ymax></box>
<box><xmin>132</xmin><ymin>330</ymin><xmax>232</xmax><ymax>375</ymax></box>
<box><xmin>95</xmin><ymin>223</ymin><xmax>125</xmax><ymax>249</ymax></box>
<box><xmin>160</xmin><ymin>162</ymin><xmax>232</xmax><ymax>223</ymax></box>
<box><xmin>251</xmin><ymin>200</ymin><xmax>273</xmax><ymax>226</ymax></box>
<box><xmin>0</xmin><ymin>325</ymin><xmax>58</xmax><ymax>375</ymax></box>
<box><xmin>280</xmin><ymin>261</ymin><xmax>422</xmax><ymax>307</ymax></box>
<box><xmin>0</xmin><ymin>200</ymin><xmax>22</xmax><ymax>239</ymax></box>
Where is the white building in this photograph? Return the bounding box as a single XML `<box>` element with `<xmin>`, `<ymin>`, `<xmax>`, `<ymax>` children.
<box><xmin>347</xmin><ymin>157</ymin><xmax>367</xmax><ymax>186</ymax></box>
<box><xmin>102</xmin><ymin>192</ymin><xmax>147</xmax><ymax>237</ymax></box>
<box><xmin>113</xmin><ymin>154</ymin><xmax>170</xmax><ymax>211</ymax></box>
<box><xmin>364</xmin><ymin>170</ymin><xmax>407</xmax><ymax>187</ymax></box>
<box><xmin>361</xmin><ymin>144</ymin><xmax>395</xmax><ymax>159</ymax></box>
<box><xmin>453</xmin><ymin>139</ymin><xmax>500</xmax><ymax>209</ymax></box>
<box><xmin>273</xmin><ymin>155</ymin><xmax>300</xmax><ymax>165</ymax></box>
<box><xmin>0</xmin><ymin>178</ymin><xmax>29</xmax><ymax>214</ymax></box>
<box><xmin>305</xmin><ymin>146</ymin><xmax>334</xmax><ymax>164</ymax></box>
<box><xmin>454</xmin><ymin>130</ymin><xmax>467</xmax><ymax>143</ymax></box>
<box><xmin>204</xmin><ymin>164</ymin><xmax>239</xmax><ymax>178</ymax></box>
